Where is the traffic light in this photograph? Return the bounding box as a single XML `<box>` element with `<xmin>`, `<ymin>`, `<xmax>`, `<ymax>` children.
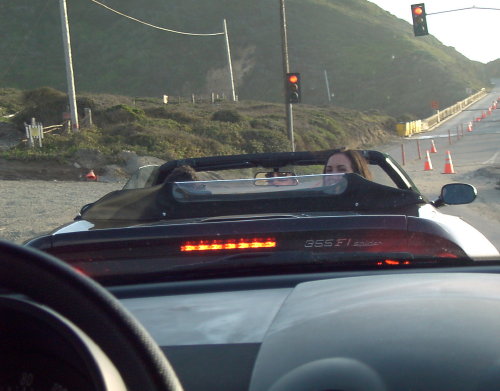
<box><xmin>411</xmin><ymin>3</ymin><xmax>428</xmax><ymax>36</ymax></box>
<box><xmin>286</xmin><ymin>73</ymin><xmax>301</xmax><ymax>104</ymax></box>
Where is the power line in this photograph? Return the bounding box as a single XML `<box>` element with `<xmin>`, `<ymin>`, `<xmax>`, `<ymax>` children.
<box><xmin>427</xmin><ymin>6</ymin><xmax>500</xmax><ymax>16</ymax></box>
<box><xmin>89</xmin><ymin>0</ymin><xmax>224</xmax><ymax>36</ymax></box>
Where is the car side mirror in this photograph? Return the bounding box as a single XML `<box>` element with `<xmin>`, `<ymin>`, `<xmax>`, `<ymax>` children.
<box><xmin>432</xmin><ymin>183</ymin><xmax>477</xmax><ymax>207</ymax></box>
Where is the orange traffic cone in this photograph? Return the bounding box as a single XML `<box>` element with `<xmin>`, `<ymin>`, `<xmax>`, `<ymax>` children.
<box><xmin>430</xmin><ymin>140</ymin><xmax>438</xmax><ymax>153</ymax></box>
<box><xmin>443</xmin><ymin>151</ymin><xmax>455</xmax><ymax>174</ymax></box>
<box><xmin>467</xmin><ymin>122</ymin><xmax>473</xmax><ymax>132</ymax></box>
<box><xmin>85</xmin><ymin>169</ymin><xmax>97</xmax><ymax>181</ymax></box>
<box><xmin>424</xmin><ymin>150</ymin><xmax>433</xmax><ymax>171</ymax></box>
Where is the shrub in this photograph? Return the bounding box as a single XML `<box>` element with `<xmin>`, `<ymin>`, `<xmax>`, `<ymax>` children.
<box><xmin>211</xmin><ymin>109</ymin><xmax>243</xmax><ymax>123</ymax></box>
<box><xmin>144</xmin><ymin>107</ymin><xmax>198</xmax><ymax>124</ymax></box>
<box><xmin>249</xmin><ymin>118</ymin><xmax>278</xmax><ymax>130</ymax></box>
<box><xmin>96</xmin><ymin>105</ymin><xmax>145</xmax><ymax>125</ymax></box>
<box><xmin>22</xmin><ymin>87</ymin><xmax>66</xmax><ymax>107</ymax></box>
<box><xmin>0</xmin><ymin>88</ymin><xmax>24</xmax><ymax>113</ymax></box>
<box><xmin>240</xmin><ymin>129</ymin><xmax>290</xmax><ymax>153</ymax></box>
<box><xmin>13</xmin><ymin>87</ymin><xmax>68</xmax><ymax>128</ymax></box>
<box><xmin>193</xmin><ymin>122</ymin><xmax>245</xmax><ymax>147</ymax></box>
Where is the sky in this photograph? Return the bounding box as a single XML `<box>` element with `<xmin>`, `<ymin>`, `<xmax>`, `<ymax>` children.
<box><xmin>368</xmin><ymin>0</ymin><xmax>500</xmax><ymax>63</ymax></box>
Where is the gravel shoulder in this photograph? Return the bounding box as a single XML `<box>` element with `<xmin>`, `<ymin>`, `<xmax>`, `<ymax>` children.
<box><xmin>0</xmin><ymin>180</ymin><xmax>123</xmax><ymax>243</ymax></box>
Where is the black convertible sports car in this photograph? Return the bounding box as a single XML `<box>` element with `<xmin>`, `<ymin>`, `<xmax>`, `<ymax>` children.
<box><xmin>1</xmin><ymin>149</ymin><xmax>499</xmax><ymax>391</ymax></box>
<box><xmin>27</xmin><ymin>149</ymin><xmax>498</xmax><ymax>273</ymax></box>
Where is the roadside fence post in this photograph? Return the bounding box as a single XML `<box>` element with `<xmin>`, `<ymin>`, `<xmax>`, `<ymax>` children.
<box><xmin>82</xmin><ymin>108</ymin><xmax>93</xmax><ymax>128</ymax></box>
<box><xmin>37</xmin><ymin>123</ymin><xmax>43</xmax><ymax>147</ymax></box>
<box><xmin>24</xmin><ymin>123</ymin><xmax>33</xmax><ymax>147</ymax></box>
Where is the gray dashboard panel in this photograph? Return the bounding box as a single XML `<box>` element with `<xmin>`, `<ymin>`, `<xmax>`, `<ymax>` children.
<box><xmin>249</xmin><ymin>273</ymin><xmax>500</xmax><ymax>391</ymax></box>
<box><xmin>121</xmin><ymin>288</ymin><xmax>292</xmax><ymax>345</ymax></box>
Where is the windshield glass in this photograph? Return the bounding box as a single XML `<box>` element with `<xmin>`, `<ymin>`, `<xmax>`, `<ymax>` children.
<box><xmin>1</xmin><ymin>1</ymin><xmax>499</xmax><ymax>285</ymax></box>
<box><xmin>172</xmin><ymin>174</ymin><xmax>347</xmax><ymax>200</ymax></box>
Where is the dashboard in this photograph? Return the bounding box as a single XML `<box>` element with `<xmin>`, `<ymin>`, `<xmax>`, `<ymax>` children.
<box><xmin>113</xmin><ymin>268</ymin><xmax>500</xmax><ymax>391</ymax></box>
<box><xmin>3</xmin><ymin>239</ymin><xmax>500</xmax><ymax>391</ymax></box>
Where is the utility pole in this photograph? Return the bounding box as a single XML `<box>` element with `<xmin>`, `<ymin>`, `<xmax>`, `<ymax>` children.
<box><xmin>59</xmin><ymin>0</ymin><xmax>79</xmax><ymax>131</ymax></box>
<box><xmin>223</xmin><ymin>19</ymin><xmax>236</xmax><ymax>102</ymax></box>
<box><xmin>324</xmin><ymin>70</ymin><xmax>332</xmax><ymax>103</ymax></box>
<box><xmin>279</xmin><ymin>0</ymin><xmax>294</xmax><ymax>152</ymax></box>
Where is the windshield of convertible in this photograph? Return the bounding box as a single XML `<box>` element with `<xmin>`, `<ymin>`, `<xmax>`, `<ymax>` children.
<box><xmin>172</xmin><ymin>174</ymin><xmax>346</xmax><ymax>200</ymax></box>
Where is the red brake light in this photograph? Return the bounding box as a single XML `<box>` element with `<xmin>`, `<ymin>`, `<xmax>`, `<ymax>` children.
<box><xmin>435</xmin><ymin>252</ymin><xmax>459</xmax><ymax>259</ymax></box>
<box><xmin>181</xmin><ymin>238</ymin><xmax>277</xmax><ymax>252</ymax></box>
<box><xmin>376</xmin><ymin>259</ymin><xmax>412</xmax><ymax>266</ymax></box>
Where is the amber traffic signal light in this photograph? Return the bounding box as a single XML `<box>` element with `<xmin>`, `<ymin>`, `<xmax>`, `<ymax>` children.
<box><xmin>411</xmin><ymin>4</ymin><xmax>428</xmax><ymax>36</ymax></box>
<box><xmin>286</xmin><ymin>73</ymin><xmax>301</xmax><ymax>104</ymax></box>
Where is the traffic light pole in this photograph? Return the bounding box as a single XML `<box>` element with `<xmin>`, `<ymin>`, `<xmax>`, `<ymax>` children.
<box><xmin>279</xmin><ymin>0</ymin><xmax>295</xmax><ymax>152</ymax></box>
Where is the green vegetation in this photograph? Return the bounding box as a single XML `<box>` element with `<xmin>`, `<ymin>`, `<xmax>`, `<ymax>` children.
<box><xmin>0</xmin><ymin>87</ymin><xmax>394</xmax><ymax>162</ymax></box>
<box><xmin>0</xmin><ymin>0</ymin><xmax>491</xmax><ymax>120</ymax></box>
<box><xmin>485</xmin><ymin>60</ymin><xmax>500</xmax><ymax>79</ymax></box>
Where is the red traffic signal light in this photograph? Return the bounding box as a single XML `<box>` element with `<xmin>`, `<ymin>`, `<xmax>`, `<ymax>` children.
<box><xmin>286</xmin><ymin>73</ymin><xmax>301</xmax><ymax>104</ymax></box>
<box><xmin>412</xmin><ymin>5</ymin><xmax>423</xmax><ymax>16</ymax></box>
<box><xmin>411</xmin><ymin>3</ymin><xmax>428</xmax><ymax>36</ymax></box>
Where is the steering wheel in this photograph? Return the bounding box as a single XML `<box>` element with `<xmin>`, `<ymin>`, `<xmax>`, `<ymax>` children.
<box><xmin>0</xmin><ymin>240</ymin><xmax>183</xmax><ymax>391</ymax></box>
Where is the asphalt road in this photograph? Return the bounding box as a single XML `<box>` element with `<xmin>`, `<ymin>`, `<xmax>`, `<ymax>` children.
<box><xmin>379</xmin><ymin>85</ymin><xmax>500</xmax><ymax>251</ymax></box>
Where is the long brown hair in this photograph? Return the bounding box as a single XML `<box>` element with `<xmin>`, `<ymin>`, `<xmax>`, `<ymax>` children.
<box><xmin>165</xmin><ymin>165</ymin><xmax>199</xmax><ymax>182</ymax></box>
<box><xmin>323</xmin><ymin>150</ymin><xmax>373</xmax><ymax>180</ymax></box>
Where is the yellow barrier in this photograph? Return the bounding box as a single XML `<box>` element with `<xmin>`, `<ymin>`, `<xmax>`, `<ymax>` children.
<box><xmin>396</xmin><ymin>89</ymin><xmax>486</xmax><ymax>136</ymax></box>
<box><xmin>396</xmin><ymin>120</ymin><xmax>421</xmax><ymax>137</ymax></box>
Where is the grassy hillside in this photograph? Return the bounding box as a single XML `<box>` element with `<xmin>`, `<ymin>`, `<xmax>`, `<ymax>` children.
<box><xmin>0</xmin><ymin>0</ymin><xmax>489</xmax><ymax>118</ymax></box>
<box><xmin>0</xmin><ymin>87</ymin><xmax>395</xmax><ymax>162</ymax></box>
<box><xmin>485</xmin><ymin>60</ymin><xmax>500</xmax><ymax>79</ymax></box>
